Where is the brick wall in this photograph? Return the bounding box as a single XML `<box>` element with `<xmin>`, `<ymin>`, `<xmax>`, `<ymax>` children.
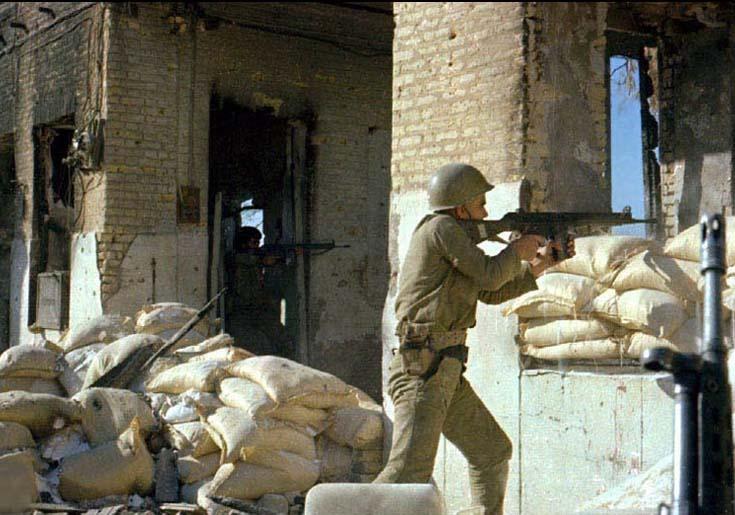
<box><xmin>100</xmin><ymin>3</ymin><xmax>392</xmax><ymax>397</ymax></box>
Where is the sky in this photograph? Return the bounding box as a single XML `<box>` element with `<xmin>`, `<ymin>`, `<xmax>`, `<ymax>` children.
<box><xmin>609</xmin><ymin>55</ymin><xmax>648</xmax><ymax>237</ymax></box>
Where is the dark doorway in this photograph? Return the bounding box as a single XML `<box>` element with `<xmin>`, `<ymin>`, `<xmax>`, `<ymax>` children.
<box><xmin>209</xmin><ymin>98</ymin><xmax>306</xmax><ymax>360</ymax></box>
<box><xmin>0</xmin><ymin>137</ymin><xmax>16</xmax><ymax>349</ymax></box>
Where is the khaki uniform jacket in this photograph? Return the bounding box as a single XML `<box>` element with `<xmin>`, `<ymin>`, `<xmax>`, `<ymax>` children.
<box><xmin>395</xmin><ymin>213</ymin><xmax>537</xmax><ymax>343</ymax></box>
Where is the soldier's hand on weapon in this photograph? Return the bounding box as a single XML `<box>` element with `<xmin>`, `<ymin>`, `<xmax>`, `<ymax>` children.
<box><xmin>528</xmin><ymin>236</ymin><xmax>575</xmax><ymax>277</ymax></box>
<box><xmin>509</xmin><ymin>234</ymin><xmax>545</xmax><ymax>261</ymax></box>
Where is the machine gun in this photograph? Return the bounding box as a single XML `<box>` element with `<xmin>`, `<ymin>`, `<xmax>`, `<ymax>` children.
<box><xmin>642</xmin><ymin>214</ymin><xmax>734</xmax><ymax>515</ymax></box>
<box><xmin>458</xmin><ymin>206</ymin><xmax>655</xmax><ymax>259</ymax></box>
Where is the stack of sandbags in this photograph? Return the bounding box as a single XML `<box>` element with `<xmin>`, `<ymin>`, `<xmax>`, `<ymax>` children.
<box><xmin>505</xmin><ymin>235</ymin><xmax>699</xmax><ymax>362</ymax></box>
<box><xmin>0</xmin><ymin>344</ymin><xmax>65</xmax><ymax>395</ymax></box>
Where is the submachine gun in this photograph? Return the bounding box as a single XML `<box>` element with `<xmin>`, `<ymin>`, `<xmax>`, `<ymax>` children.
<box><xmin>458</xmin><ymin>206</ymin><xmax>654</xmax><ymax>258</ymax></box>
<box><xmin>642</xmin><ymin>214</ymin><xmax>734</xmax><ymax>515</ymax></box>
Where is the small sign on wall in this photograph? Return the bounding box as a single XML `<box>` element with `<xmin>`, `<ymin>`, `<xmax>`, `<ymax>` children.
<box><xmin>177</xmin><ymin>186</ymin><xmax>201</xmax><ymax>224</ymax></box>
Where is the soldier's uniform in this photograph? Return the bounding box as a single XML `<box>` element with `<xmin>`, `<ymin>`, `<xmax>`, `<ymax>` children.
<box><xmin>374</xmin><ymin>165</ymin><xmax>538</xmax><ymax>515</ymax></box>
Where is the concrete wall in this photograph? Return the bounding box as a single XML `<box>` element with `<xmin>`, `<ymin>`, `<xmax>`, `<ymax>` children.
<box><xmin>98</xmin><ymin>3</ymin><xmax>392</xmax><ymax>398</ymax></box>
<box><xmin>389</xmin><ymin>3</ymin><xmax>674</xmax><ymax>514</ymax></box>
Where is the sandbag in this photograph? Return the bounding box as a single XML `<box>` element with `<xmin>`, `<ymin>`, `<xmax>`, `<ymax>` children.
<box><xmin>82</xmin><ymin>334</ymin><xmax>165</xmax><ymax>389</ymax></box>
<box><xmin>0</xmin><ymin>345</ymin><xmax>61</xmax><ymax>379</ymax></box>
<box><xmin>73</xmin><ymin>388</ymin><xmax>157</xmax><ymax>446</ymax></box>
<box><xmin>617</xmin><ymin>289</ymin><xmax>689</xmax><ymax>338</ymax></box>
<box><xmin>520</xmin><ymin>317</ymin><xmax>618</xmax><ymax>347</ymax></box>
<box><xmin>205</xmin><ymin>407</ymin><xmax>316</xmax><ymax>463</ymax></box>
<box><xmin>59</xmin><ymin>418</ymin><xmax>154</xmax><ymax>501</ymax></box>
<box><xmin>61</xmin><ymin>314</ymin><xmax>134</xmax><ymax>353</ymax></box>
<box><xmin>0</xmin><ymin>377</ymin><xmax>65</xmax><ymax>396</ymax></box>
<box><xmin>226</xmin><ymin>356</ymin><xmax>357</xmax><ymax>409</ymax></box>
<box><xmin>583</xmin><ymin>288</ymin><xmax>619</xmax><ymax>320</ymax></box>
<box><xmin>187</xmin><ymin>346</ymin><xmax>253</xmax><ymax>364</ymax></box>
<box><xmin>208</xmin><ymin>451</ymin><xmax>319</xmax><ymax>500</ymax></box>
<box><xmin>0</xmin><ymin>421</ymin><xmax>34</xmax><ymax>453</ymax></box>
<box><xmin>217</xmin><ymin>377</ymin><xmax>328</xmax><ymax>430</ymax></box>
<box><xmin>522</xmin><ymin>339</ymin><xmax>624</xmax><ymax>361</ymax></box>
<box><xmin>165</xmin><ymin>421</ymin><xmax>220</xmax><ymax>458</ymax></box>
<box><xmin>664</xmin><ymin>218</ymin><xmax>735</xmax><ymax>265</ymax></box>
<box><xmin>669</xmin><ymin>318</ymin><xmax>700</xmax><ymax>354</ymax></box>
<box><xmin>548</xmin><ymin>235</ymin><xmax>659</xmax><ymax>279</ymax></box>
<box><xmin>136</xmin><ymin>302</ymin><xmax>209</xmax><ymax>337</ymax></box>
<box><xmin>58</xmin><ymin>343</ymin><xmax>106</xmax><ymax>397</ymax></box>
<box><xmin>0</xmin><ymin>391</ymin><xmax>81</xmax><ymax>437</ymax></box>
<box><xmin>625</xmin><ymin>333</ymin><xmax>677</xmax><ymax>359</ymax></box>
<box><xmin>160</xmin><ymin>390</ymin><xmax>222</xmax><ymax>424</ymax></box>
<box><xmin>0</xmin><ymin>450</ymin><xmax>38</xmax><ymax>512</ymax></box>
<box><xmin>180</xmin><ymin>477</ymin><xmax>213</xmax><ymax>504</ymax></box>
<box><xmin>611</xmin><ymin>251</ymin><xmax>701</xmax><ymax>301</ymax></box>
<box><xmin>317</xmin><ymin>436</ymin><xmax>352</xmax><ymax>482</ymax></box>
<box><xmin>177</xmin><ymin>452</ymin><xmax>221</xmax><ymax>484</ymax></box>
<box><xmin>145</xmin><ymin>360</ymin><xmax>226</xmax><ymax>394</ymax></box>
<box><xmin>174</xmin><ymin>333</ymin><xmax>236</xmax><ymax>358</ymax></box>
<box><xmin>503</xmin><ymin>274</ymin><xmax>599</xmax><ymax>319</ymax></box>
<box><xmin>326</xmin><ymin>407</ymin><xmax>383</xmax><ymax>449</ymax></box>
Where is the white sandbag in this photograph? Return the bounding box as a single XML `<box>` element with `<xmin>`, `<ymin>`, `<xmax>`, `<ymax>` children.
<box><xmin>664</xmin><ymin>218</ymin><xmax>735</xmax><ymax>265</ymax></box>
<box><xmin>0</xmin><ymin>391</ymin><xmax>81</xmax><ymax>437</ymax></box>
<box><xmin>39</xmin><ymin>424</ymin><xmax>90</xmax><ymax>462</ymax></box>
<box><xmin>503</xmin><ymin>274</ymin><xmax>599</xmax><ymax>319</ymax></box>
<box><xmin>58</xmin><ymin>343</ymin><xmax>105</xmax><ymax>397</ymax></box>
<box><xmin>83</xmin><ymin>334</ymin><xmax>165</xmax><ymax>389</ymax></box>
<box><xmin>58</xmin><ymin>418</ymin><xmax>154</xmax><ymax>501</ymax></box>
<box><xmin>165</xmin><ymin>421</ymin><xmax>220</xmax><ymax>458</ymax></box>
<box><xmin>154</xmin><ymin>328</ymin><xmax>208</xmax><ymax>349</ymax></box>
<box><xmin>174</xmin><ymin>333</ymin><xmax>236</xmax><ymax>358</ymax></box>
<box><xmin>669</xmin><ymin>317</ymin><xmax>701</xmax><ymax>354</ymax></box>
<box><xmin>62</xmin><ymin>314</ymin><xmax>134</xmax><ymax>353</ymax></box>
<box><xmin>519</xmin><ymin>317</ymin><xmax>617</xmax><ymax>347</ymax></box>
<box><xmin>0</xmin><ymin>345</ymin><xmax>61</xmax><ymax>379</ymax></box>
<box><xmin>208</xmin><ymin>451</ymin><xmax>319</xmax><ymax>500</ymax></box>
<box><xmin>317</xmin><ymin>436</ymin><xmax>352</xmax><ymax>482</ymax></box>
<box><xmin>0</xmin><ymin>421</ymin><xmax>34</xmax><ymax>453</ymax></box>
<box><xmin>0</xmin><ymin>377</ymin><xmax>65</xmax><ymax>396</ymax></box>
<box><xmin>611</xmin><ymin>251</ymin><xmax>702</xmax><ymax>301</ymax></box>
<box><xmin>0</xmin><ymin>450</ymin><xmax>38</xmax><ymax>512</ymax></box>
<box><xmin>625</xmin><ymin>333</ymin><xmax>677</xmax><ymax>359</ymax></box>
<box><xmin>582</xmin><ymin>288</ymin><xmax>619</xmax><ymax>320</ymax></box>
<box><xmin>145</xmin><ymin>360</ymin><xmax>226</xmax><ymax>394</ymax></box>
<box><xmin>617</xmin><ymin>289</ymin><xmax>689</xmax><ymax>338</ymax></box>
<box><xmin>177</xmin><ymin>453</ymin><xmax>221</xmax><ymax>484</ymax></box>
<box><xmin>205</xmin><ymin>407</ymin><xmax>316</xmax><ymax>463</ymax></box>
<box><xmin>226</xmin><ymin>356</ymin><xmax>358</xmax><ymax>409</ymax></box>
<box><xmin>217</xmin><ymin>377</ymin><xmax>329</xmax><ymax>431</ymax></box>
<box><xmin>160</xmin><ymin>390</ymin><xmax>222</xmax><ymax>424</ymax></box>
<box><xmin>180</xmin><ymin>477</ymin><xmax>212</xmax><ymax>504</ymax></box>
<box><xmin>522</xmin><ymin>339</ymin><xmax>624</xmax><ymax>361</ymax></box>
<box><xmin>548</xmin><ymin>235</ymin><xmax>659</xmax><ymax>278</ymax></box>
<box><xmin>130</xmin><ymin>355</ymin><xmax>182</xmax><ymax>393</ymax></box>
<box><xmin>187</xmin><ymin>346</ymin><xmax>253</xmax><ymax>364</ymax></box>
<box><xmin>136</xmin><ymin>302</ymin><xmax>209</xmax><ymax>336</ymax></box>
<box><xmin>326</xmin><ymin>407</ymin><xmax>383</xmax><ymax>449</ymax></box>
<box><xmin>73</xmin><ymin>388</ymin><xmax>157</xmax><ymax>446</ymax></box>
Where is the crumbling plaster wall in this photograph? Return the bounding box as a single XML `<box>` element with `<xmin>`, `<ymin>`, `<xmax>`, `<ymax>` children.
<box><xmin>0</xmin><ymin>2</ymin><xmax>106</xmax><ymax>345</ymax></box>
<box><xmin>100</xmin><ymin>3</ymin><xmax>391</xmax><ymax>398</ymax></box>
<box><xmin>389</xmin><ymin>3</ymin><xmax>673</xmax><ymax>514</ymax></box>
<box><xmin>659</xmin><ymin>27</ymin><xmax>733</xmax><ymax>236</ymax></box>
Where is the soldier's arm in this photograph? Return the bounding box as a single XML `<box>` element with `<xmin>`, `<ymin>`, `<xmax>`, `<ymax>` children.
<box><xmin>433</xmin><ymin>218</ymin><xmax>522</xmax><ymax>291</ymax></box>
<box><xmin>478</xmin><ymin>265</ymin><xmax>537</xmax><ymax>305</ymax></box>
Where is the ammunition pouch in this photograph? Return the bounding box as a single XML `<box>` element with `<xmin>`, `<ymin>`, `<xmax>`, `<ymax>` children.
<box><xmin>397</xmin><ymin>329</ymin><xmax>468</xmax><ymax>377</ymax></box>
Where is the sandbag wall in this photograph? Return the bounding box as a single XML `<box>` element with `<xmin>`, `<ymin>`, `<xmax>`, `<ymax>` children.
<box><xmin>0</xmin><ymin>303</ymin><xmax>384</xmax><ymax>514</ymax></box>
<box><xmin>505</xmin><ymin>221</ymin><xmax>735</xmax><ymax>364</ymax></box>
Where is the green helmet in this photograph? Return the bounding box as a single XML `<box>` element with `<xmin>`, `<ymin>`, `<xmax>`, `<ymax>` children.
<box><xmin>428</xmin><ymin>163</ymin><xmax>494</xmax><ymax>211</ymax></box>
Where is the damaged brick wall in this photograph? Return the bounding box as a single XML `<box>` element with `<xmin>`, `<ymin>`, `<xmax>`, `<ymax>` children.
<box><xmin>99</xmin><ymin>3</ymin><xmax>392</xmax><ymax>398</ymax></box>
<box><xmin>0</xmin><ymin>2</ymin><xmax>106</xmax><ymax>345</ymax></box>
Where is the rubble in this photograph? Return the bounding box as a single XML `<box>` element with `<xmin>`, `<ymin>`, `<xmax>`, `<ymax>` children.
<box><xmin>0</xmin><ymin>301</ymin><xmax>385</xmax><ymax>513</ymax></box>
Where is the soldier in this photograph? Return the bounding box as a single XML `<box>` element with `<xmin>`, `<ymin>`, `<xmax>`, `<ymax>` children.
<box><xmin>374</xmin><ymin>163</ymin><xmax>574</xmax><ymax>514</ymax></box>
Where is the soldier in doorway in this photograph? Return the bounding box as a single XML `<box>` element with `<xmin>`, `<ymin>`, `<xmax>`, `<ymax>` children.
<box><xmin>374</xmin><ymin>163</ymin><xmax>575</xmax><ymax>514</ymax></box>
<box><xmin>228</xmin><ymin>226</ymin><xmax>293</xmax><ymax>358</ymax></box>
